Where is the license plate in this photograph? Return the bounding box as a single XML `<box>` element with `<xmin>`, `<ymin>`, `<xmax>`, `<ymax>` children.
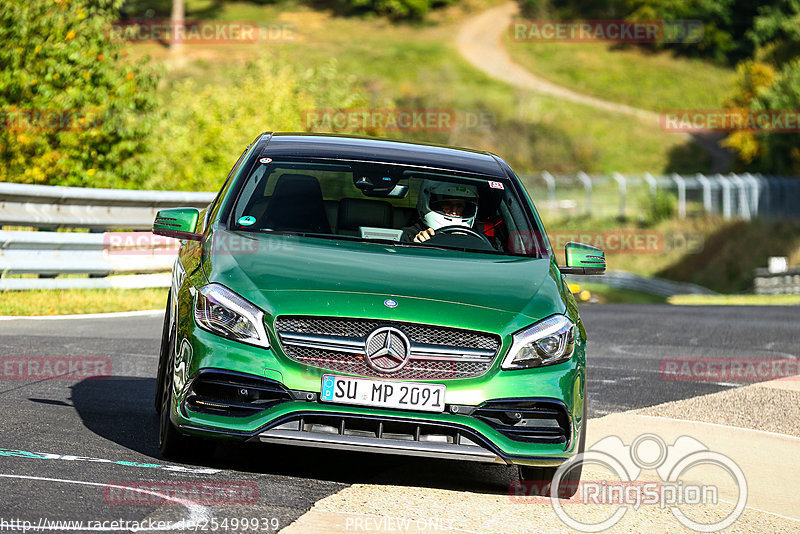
<box><xmin>320</xmin><ymin>374</ymin><xmax>446</xmax><ymax>413</ymax></box>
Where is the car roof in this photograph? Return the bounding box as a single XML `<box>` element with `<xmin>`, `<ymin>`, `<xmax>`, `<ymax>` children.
<box><xmin>258</xmin><ymin>133</ymin><xmax>508</xmax><ymax>178</ymax></box>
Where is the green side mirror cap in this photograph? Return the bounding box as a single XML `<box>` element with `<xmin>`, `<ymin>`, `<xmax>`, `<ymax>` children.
<box><xmin>560</xmin><ymin>241</ymin><xmax>606</xmax><ymax>275</ymax></box>
<box><xmin>153</xmin><ymin>208</ymin><xmax>202</xmax><ymax>241</ymax></box>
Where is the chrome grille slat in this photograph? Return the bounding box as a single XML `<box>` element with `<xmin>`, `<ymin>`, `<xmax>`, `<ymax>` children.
<box><xmin>275</xmin><ymin>316</ymin><xmax>501</xmax><ymax>380</ymax></box>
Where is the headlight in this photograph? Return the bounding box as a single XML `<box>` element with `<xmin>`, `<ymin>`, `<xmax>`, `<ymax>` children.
<box><xmin>194</xmin><ymin>284</ymin><xmax>270</xmax><ymax>348</ymax></box>
<box><xmin>501</xmin><ymin>315</ymin><xmax>575</xmax><ymax>370</ymax></box>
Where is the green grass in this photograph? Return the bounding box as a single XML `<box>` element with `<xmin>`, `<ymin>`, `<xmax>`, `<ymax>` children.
<box><xmin>0</xmin><ymin>289</ymin><xmax>168</xmax><ymax>315</ymax></box>
<box><xmin>668</xmin><ymin>294</ymin><xmax>800</xmax><ymax>305</ymax></box>
<box><xmin>505</xmin><ymin>39</ymin><xmax>736</xmax><ymax>112</ymax></box>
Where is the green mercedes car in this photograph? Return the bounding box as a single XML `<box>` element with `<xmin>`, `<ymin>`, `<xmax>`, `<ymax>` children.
<box><xmin>152</xmin><ymin>133</ymin><xmax>605</xmax><ymax>490</ymax></box>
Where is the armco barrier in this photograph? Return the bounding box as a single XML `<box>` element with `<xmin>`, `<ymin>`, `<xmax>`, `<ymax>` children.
<box><xmin>754</xmin><ymin>267</ymin><xmax>800</xmax><ymax>295</ymax></box>
<box><xmin>0</xmin><ymin>230</ymin><xmax>177</xmax><ymax>277</ymax></box>
<box><xmin>0</xmin><ymin>182</ymin><xmax>214</xmax><ymax>230</ymax></box>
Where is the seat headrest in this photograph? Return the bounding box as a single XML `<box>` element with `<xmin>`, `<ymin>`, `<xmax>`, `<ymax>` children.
<box><xmin>272</xmin><ymin>174</ymin><xmax>324</xmax><ymax>198</ymax></box>
<box><xmin>337</xmin><ymin>198</ymin><xmax>393</xmax><ymax>231</ymax></box>
<box><xmin>261</xmin><ymin>173</ymin><xmax>331</xmax><ymax>233</ymax></box>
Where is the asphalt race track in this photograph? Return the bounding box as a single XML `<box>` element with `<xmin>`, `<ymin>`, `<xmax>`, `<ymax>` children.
<box><xmin>0</xmin><ymin>304</ymin><xmax>797</xmax><ymax>531</ymax></box>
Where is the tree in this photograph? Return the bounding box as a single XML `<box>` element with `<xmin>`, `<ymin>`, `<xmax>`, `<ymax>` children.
<box><xmin>0</xmin><ymin>0</ymin><xmax>160</xmax><ymax>187</ymax></box>
<box><xmin>171</xmin><ymin>0</ymin><xmax>184</xmax><ymax>51</ymax></box>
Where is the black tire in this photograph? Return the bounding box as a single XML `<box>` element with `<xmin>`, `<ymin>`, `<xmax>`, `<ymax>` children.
<box><xmin>154</xmin><ymin>290</ymin><xmax>172</xmax><ymax>414</ymax></box>
<box><xmin>157</xmin><ymin>309</ymin><xmax>197</xmax><ymax>459</ymax></box>
<box><xmin>158</xmin><ymin>352</ymin><xmax>194</xmax><ymax>459</ymax></box>
<box><xmin>518</xmin><ymin>397</ymin><xmax>587</xmax><ymax>499</ymax></box>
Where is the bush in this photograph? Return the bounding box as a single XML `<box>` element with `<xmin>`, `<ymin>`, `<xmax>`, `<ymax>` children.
<box><xmin>336</xmin><ymin>0</ymin><xmax>454</xmax><ymax>20</ymax></box>
<box><xmin>0</xmin><ymin>0</ymin><xmax>160</xmax><ymax>187</ymax></box>
<box><xmin>644</xmin><ymin>190</ymin><xmax>676</xmax><ymax>224</ymax></box>
<box><xmin>143</xmin><ymin>58</ymin><xmax>368</xmax><ymax>191</ymax></box>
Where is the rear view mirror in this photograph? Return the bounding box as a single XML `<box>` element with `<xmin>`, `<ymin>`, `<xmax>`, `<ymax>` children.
<box><xmin>560</xmin><ymin>242</ymin><xmax>606</xmax><ymax>275</ymax></box>
<box><xmin>153</xmin><ymin>208</ymin><xmax>202</xmax><ymax>241</ymax></box>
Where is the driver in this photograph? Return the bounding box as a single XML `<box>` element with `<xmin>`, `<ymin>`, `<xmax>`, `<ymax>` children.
<box><xmin>402</xmin><ymin>180</ymin><xmax>479</xmax><ymax>242</ymax></box>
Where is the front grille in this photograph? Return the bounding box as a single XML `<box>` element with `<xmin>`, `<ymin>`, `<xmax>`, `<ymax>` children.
<box><xmin>274</xmin><ymin>316</ymin><xmax>501</xmax><ymax>380</ymax></box>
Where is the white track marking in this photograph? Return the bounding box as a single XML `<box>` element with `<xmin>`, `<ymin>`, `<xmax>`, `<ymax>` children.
<box><xmin>718</xmin><ymin>498</ymin><xmax>800</xmax><ymax>523</ymax></box>
<box><xmin>0</xmin><ymin>473</ymin><xmax>211</xmax><ymax>531</ymax></box>
<box><xmin>632</xmin><ymin>414</ymin><xmax>800</xmax><ymax>440</ymax></box>
<box><xmin>0</xmin><ymin>310</ymin><xmax>163</xmax><ymax>321</ymax></box>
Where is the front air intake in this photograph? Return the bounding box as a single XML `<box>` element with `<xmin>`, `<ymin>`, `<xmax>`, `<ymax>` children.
<box><xmin>183</xmin><ymin>370</ymin><xmax>292</xmax><ymax>417</ymax></box>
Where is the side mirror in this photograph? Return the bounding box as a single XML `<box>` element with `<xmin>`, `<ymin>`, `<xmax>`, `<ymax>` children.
<box><xmin>153</xmin><ymin>208</ymin><xmax>202</xmax><ymax>241</ymax></box>
<box><xmin>560</xmin><ymin>241</ymin><xmax>606</xmax><ymax>275</ymax></box>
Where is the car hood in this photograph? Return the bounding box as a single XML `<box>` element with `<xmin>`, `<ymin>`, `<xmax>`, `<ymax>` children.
<box><xmin>203</xmin><ymin>231</ymin><xmax>565</xmax><ymax>331</ymax></box>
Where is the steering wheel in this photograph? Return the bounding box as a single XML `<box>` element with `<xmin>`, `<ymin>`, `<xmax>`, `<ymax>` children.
<box><xmin>433</xmin><ymin>225</ymin><xmax>494</xmax><ymax>247</ymax></box>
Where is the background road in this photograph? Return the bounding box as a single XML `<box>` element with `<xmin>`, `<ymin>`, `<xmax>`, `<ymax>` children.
<box><xmin>0</xmin><ymin>305</ymin><xmax>797</xmax><ymax>530</ymax></box>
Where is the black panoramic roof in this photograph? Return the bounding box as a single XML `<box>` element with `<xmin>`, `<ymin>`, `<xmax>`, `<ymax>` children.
<box><xmin>258</xmin><ymin>133</ymin><xmax>508</xmax><ymax>178</ymax></box>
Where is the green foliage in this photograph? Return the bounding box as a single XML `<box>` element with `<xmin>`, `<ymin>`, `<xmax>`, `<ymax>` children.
<box><xmin>748</xmin><ymin>0</ymin><xmax>800</xmax><ymax>65</ymax></box>
<box><xmin>643</xmin><ymin>189</ymin><xmax>676</xmax><ymax>224</ymax></box>
<box><xmin>0</xmin><ymin>0</ymin><xmax>161</xmax><ymax>187</ymax></box>
<box><xmin>336</xmin><ymin>0</ymin><xmax>454</xmax><ymax>19</ymax></box>
<box><xmin>143</xmin><ymin>58</ymin><xmax>368</xmax><ymax>191</ymax></box>
<box><xmin>722</xmin><ymin>1</ymin><xmax>800</xmax><ymax>174</ymax></box>
<box><xmin>750</xmin><ymin>59</ymin><xmax>800</xmax><ymax>175</ymax></box>
<box><xmin>518</xmin><ymin>0</ymin><xmax>553</xmax><ymax>18</ymax></box>
<box><xmin>542</xmin><ymin>0</ymin><xmax>765</xmax><ymax>65</ymax></box>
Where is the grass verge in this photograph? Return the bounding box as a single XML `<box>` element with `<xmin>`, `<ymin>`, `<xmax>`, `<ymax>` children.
<box><xmin>505</xmin><ymin>39</ymin><xmax>735</xmax><ymax>112</ymax></box>
<box><xmin>570</xmin><ymin>281</ymin><xmax>667</xmax><ymax>304</ymax></box>
<box><xmin>668</xmin><ymin>294</ymin><xmax>800</xmax><ymax>306</ymax></box>
<box><xmin>0</xmin><ymin>288</ymin><xmax>168</xmax><ymax>316</ymax></box>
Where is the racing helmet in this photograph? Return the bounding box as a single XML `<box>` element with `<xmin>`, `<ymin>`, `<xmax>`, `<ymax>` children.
<box><xmin>417</xmin><ymin>180</ymin><xmax>478</xmax><ymax>230</ymax></box>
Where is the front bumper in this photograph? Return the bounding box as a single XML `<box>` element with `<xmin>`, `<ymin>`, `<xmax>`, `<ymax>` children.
<box><xmin>172</xmin><ymin>368</ymin><xmax>584</xmax><ymax>467</ymax></box>
<box><xmin>169</xmin><ymin>303</ymin><xmax>586</xmax><ymax>467</ymax></box>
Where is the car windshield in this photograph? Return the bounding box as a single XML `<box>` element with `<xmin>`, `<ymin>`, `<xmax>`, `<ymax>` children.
<box><xmin>230</xmin><ymin>159</ymin><xmax>545</xmax><ymax>257</ymax></box>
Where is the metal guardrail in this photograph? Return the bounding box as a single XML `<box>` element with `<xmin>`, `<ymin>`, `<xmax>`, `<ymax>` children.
<box><xmin>523</xmin><ymin>172</ymin><xmax>800</xmax><ymax>220</ymax></box>
<box><xmin>754</xmin><ymin>268</ymin><xmax>800</xmax><ymax>295</ymax></box>
<box><xmin>0</xmin><ymin>230</ymin><xmax>177</xmax><ymax>277</ymax></box>
<box><xmin>0</xmin><ymin>273</ymin><xmax>172</xmax><ymax>291</ymax></box>
<box><xmin>0</xmin><ymin>182</ymin><xmax>214</xmax><ymax>230</ymax></box>
<box><xmin>567</xmin><ymin>270</ymin><xmax>717</xmax><ymax>298</ymax></box>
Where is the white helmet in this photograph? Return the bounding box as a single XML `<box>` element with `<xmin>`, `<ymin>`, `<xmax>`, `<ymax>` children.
<box><xmin>417</xmin><ymin>180</ymin><xmax>478</xmax><ymax>230</ymax></box>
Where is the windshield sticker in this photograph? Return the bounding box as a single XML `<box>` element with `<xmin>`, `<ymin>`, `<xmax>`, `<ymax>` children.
<box><xmin>238</xmin><ymin>216</ymin><xmax>256</xmax><ymax>226</ymax></box>
<box><xmin>258</xmin><ymin>157</ymin><xmax>272</xmax><ymax>164</ymax></box>
<box><xmin>489</xmin><ymin>181</ymin><xmax>504</xmax><ymax>190</ymax></box>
